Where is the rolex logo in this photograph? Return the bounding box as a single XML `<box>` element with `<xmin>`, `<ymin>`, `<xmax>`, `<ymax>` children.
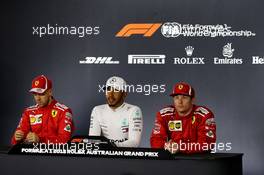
<box><xmin>185</xmin><ymin>46</ymin><xmax>194</xmax><ymax>57</ymax></box>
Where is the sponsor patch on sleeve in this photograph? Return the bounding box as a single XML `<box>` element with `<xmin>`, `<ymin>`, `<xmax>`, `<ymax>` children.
<box><xmin>64</xmin><ymin>124</ymin><xmax>71</xmax><ymax>132</ymax></box>
<box><xmin>65</xmin><ymin>112</ymin><xmax>72</xmax><ymax>120</ymax></box>
<box><xmin>205</xmin><ymin>118</ymin><xmax>216</xmax><ymax>126</ymax></box>
<box><xmin>206</xmin><ymin>130</ymin><xmax>215</xmax><ymax>138</ymax></box>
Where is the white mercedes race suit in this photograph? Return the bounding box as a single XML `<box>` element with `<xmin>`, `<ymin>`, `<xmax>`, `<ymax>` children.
<box><xmin>89</xmin><ymin>103</ymin><xmax>143</xmax><ymax>147</ymax></box>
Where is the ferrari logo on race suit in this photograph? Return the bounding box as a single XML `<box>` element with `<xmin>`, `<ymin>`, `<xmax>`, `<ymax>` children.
<box><xmin>29</xmin><ymin>114</ymin><xmax>42</xmax><ymax>125</ymax></box>
<box><xmin>168</xmin><ymin>120</ymin><xmax>182</xmax><ymax>131</ymax></box>
<box><xmin>51</xmin><ymin>109</ymin><xmax>58</xmax><ymax>118</ymax></box>
<box><xmin>192</xmin><ymin>116</ymin><xmax>196</xmax><ymax>124</ymax></box>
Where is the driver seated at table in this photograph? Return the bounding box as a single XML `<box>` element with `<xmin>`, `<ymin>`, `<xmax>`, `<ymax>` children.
<box><xmin>89</xmin><ymin>76</ymin><xmax>143</xmax><ymax>147</ymax></box>
<box><xmin>11</xmin><ymin>75</ymin><xmax>74</xmax><ymax>145</ymax></box>
<box><xmin>150</xmin><ymin>82</ymin><xmax>216</xmax><ymax>154</ymax></box>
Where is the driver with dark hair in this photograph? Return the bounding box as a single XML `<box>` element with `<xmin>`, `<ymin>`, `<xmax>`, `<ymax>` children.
<box><xmin>89</xmin><ymin>76</ymin><xmax>143</xmax><ymax>147</ymax></box>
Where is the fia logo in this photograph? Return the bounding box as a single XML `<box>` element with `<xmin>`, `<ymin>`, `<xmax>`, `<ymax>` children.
<box><xmin>161</xmin><ymin>22</ymin><xmax>181</xmax><ymax>37</ymax></box>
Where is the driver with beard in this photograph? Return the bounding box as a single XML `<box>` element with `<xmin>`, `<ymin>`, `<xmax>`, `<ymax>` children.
<box><xmin>89</xmin><ymin>76</ymin><xmax>143</xmax><ymax>147</ymax></box>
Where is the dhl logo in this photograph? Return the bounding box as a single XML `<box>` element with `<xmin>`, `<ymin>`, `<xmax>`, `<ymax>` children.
<box><xmin>116</xmin><ymin>23</ymin><xmax>162</xmax><ymax>37</ymax></box>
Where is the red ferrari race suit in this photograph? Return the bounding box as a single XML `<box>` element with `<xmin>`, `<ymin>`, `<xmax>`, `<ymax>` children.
<box><xmin>11</xmin><ymin>100</ymin><xmax>74</xmax><ymax>145</ymax></box>
<box><xmin>150</xmin><ymin>105</ymin><xmax>216</xmax><ymax>153</ymax></box>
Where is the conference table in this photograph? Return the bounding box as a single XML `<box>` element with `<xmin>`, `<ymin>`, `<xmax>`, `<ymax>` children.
<box><xmin>0</xmin><ymin>145</ymin><xmax>243</xmax><ymax>175</ymax></box>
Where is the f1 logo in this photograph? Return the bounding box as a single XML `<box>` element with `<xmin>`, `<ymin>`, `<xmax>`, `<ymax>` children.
<box><xmin>116</xmin><ymin>23</ymin><xmax>162</xmax><ymax>37</ymax></box>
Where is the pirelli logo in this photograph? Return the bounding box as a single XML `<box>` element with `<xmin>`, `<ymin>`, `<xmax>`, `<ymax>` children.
<box><xmin>116</xmin><ymin>23</ymin><xmax>162</xmax><ymax>37</ymax></box>
<box><xmin>128</xmin><ymin>55</ymin><xmax>165</xmax><ymax>64</ymax></box>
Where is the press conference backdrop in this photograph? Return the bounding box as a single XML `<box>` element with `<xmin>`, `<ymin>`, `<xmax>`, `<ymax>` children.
<box><xmin>2</xmin><ymin>0</ymin><xmax>264</xmax><ymax>174</ymax></box>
